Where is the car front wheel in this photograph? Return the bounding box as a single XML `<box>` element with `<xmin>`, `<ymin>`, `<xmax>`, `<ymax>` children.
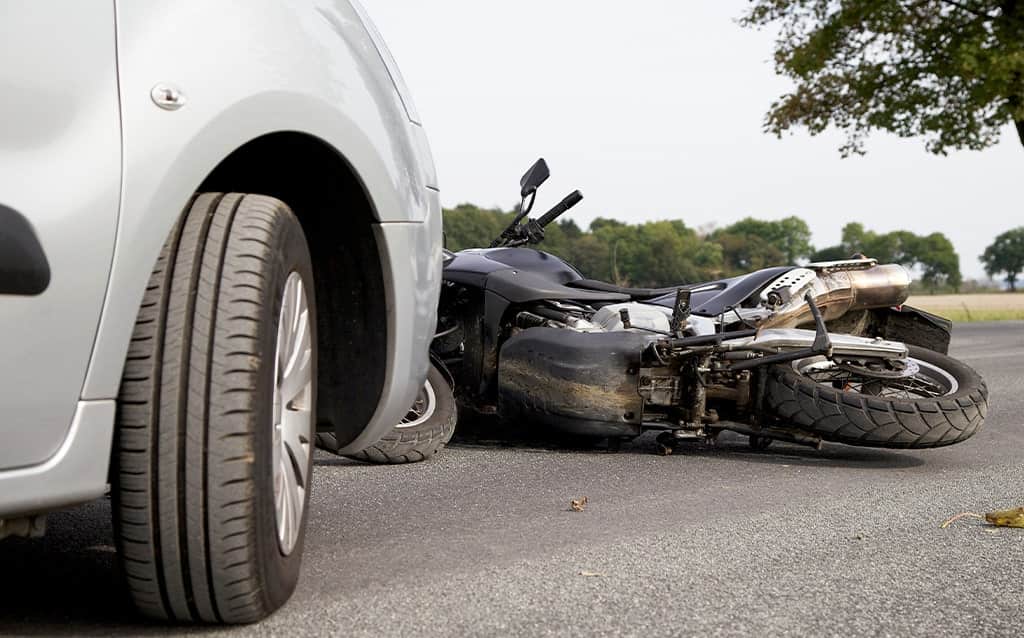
<box><xmin>113</xmin><ymin>193</ymin><xmax>316</xmax><ymax>623</ymax></box>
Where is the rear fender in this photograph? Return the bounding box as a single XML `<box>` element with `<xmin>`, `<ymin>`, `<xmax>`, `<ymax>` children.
<box><xmin>429</xmin><ymin>351</ymin><xmax>455</xmax><ymax>389</ymax></box>
<box><xmin>871</xmin><ymin>306</ymin><xmax>952</xmax><ymax>355</ymax></box>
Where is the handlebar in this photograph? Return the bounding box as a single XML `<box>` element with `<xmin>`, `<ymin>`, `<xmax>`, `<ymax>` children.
<box><xmin>535</xmin><ymin>190</ymin><xmax>583</xmax><ymax>228</ymax></box>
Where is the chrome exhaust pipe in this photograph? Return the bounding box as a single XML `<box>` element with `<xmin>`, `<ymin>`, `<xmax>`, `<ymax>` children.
<box><xmin>761</xmin><ymin>264</ymin><xmax>911</xmax><ymax>329</ymax></box>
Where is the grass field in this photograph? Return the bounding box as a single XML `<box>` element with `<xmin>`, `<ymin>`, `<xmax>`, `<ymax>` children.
<box><xmin>906</xmin><ymin>293</ymin><xmax>1024</xmax><ymax>322</ymax></box>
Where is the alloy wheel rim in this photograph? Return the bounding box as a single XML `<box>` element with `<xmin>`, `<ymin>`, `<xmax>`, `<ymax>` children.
<box><xmin>793</xmin><ymin>356</ymin><xmax>958</xmax><ymax>399</ymax></box>
<box><xmin>272</xmin><ymin>272</ymin><xmax>312</xmax><ymax>555</ymax></box>
<box><xmin>395</xmin><ymin>380</ymin><xmax>437</xmax><ymax>429</ymax></box>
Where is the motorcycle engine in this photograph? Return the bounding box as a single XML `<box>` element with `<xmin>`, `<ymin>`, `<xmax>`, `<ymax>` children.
<box><xmin>591</xmin><ymin>303</ymin><xmax>716</xmax><ymax>336</ymax></box>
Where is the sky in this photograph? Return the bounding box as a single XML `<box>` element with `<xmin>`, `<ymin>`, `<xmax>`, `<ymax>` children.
<box><xmin>363</xmin><ymin>0</ymin><xmax>1022</xmax><ymax>280</ymax></box>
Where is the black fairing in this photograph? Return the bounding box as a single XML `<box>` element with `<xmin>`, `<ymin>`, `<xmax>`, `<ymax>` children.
<box><xmin>647</xmin><ymin>266</ymin><xmax>795</xmax><ymax>317</ymax></box>
<box><xmin>444</xmin><ymin>247</ymin><xmax>582</xmax><ymax>284</ymax></box>
<box><xmin>444</xmin><ymin>247</ymin><xmax>628</xmax><ymax>303</ymax></box>
<box><xmin>499</xmin><ymin>327</ymin><xmax>649</xmax><ymax>437</ymax></box>
<box><xmin>444</xmin><ymin>248</ymin><xmax>797</xmax><ymax>312</ymax></box>
<box><xmin>442</xmin><ymin>246</ymin><xmax>798</xmax><ymax>404</ymax></box>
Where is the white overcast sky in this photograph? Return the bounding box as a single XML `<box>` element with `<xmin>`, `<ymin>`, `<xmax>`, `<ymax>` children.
<box><xmin>364</xmin><ymin>0</ymin><xmax>1022</xmax><ymax>279</ymax></box>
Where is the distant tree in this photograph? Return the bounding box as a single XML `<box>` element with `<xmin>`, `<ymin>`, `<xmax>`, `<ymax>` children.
<box><xmin>808</xmin><ymin>245</ymin><xmax>850</xmax><ymax>262</ymax></box>
<box><xmin>714</xmin><ymin>232</ymin><xmax>787</xmax><ymax>276</ymax></box>
<box><xmin>589</xmin><ymin>217</ymin><xmax>628</xmax><ymax>233</ymax></box>
<box><xmin>741</xmin><ymin>1</ymin><xmax>1024</xmax><ymax>154</ymax></box>
<box><xmin>566</xmin><ymin>234</ymin><xmax>612</xmax><ymax>282</ymax></box>
<box><xmin>714</xmin><ymin>216</ymin><xmax>814</xmax><ymax>264</ymax></box>
<box><xmin>441</xmin><ymin>206</ymin><xmax>961</xmax><ymax>291</ymax></box>
<box><xmin>833</xmin><ymin>222</ymin><xmax>962</xmax><ymax>292</ymax></box>
<box><xmin>839</xmin><ymin>223</ymin><xmax>916</xmax><ymax>265</ymax></box>
<box><xmin>980</xmin><ymin>227</ymin><xmax>1024</xmax><ymax>291</ymax></box>
<box><xmin>443</xmin><ymin>204</ymin><xmax>513</xmax><ymax>250</ymax></box>
<box><xmin>558</xmin><ymin>218</ymin><xmax>584</xmax><ymax>240</ymax></box>
<box><xmin>914</xmin><ymin>232</ymin><xmax>963</xmax><ymax>291</ymax></box>
<box><xmin>631</xmin><ymin>221</ymin><xmax>723</xmax><ymax>286</ymax></box>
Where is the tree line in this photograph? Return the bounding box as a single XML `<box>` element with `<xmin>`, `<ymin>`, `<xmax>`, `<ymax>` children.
<box><xmin>444</xmin><ymin>205</ymin><xmax>1024</xmax><ymax>292</ymax></box>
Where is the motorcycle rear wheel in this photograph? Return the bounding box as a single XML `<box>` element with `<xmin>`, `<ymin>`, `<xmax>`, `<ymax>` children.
<box><xmin>324</xmin><ymin>364</ymin><xmax>456</xmax><ymax>464</ymax></box>
<box><xmin>765</xmin><ymin>345</ymin><xmax>987</xmax><ymax>449</ymax></box>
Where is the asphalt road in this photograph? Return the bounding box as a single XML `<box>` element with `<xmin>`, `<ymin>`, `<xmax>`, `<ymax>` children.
<box><xmin>2</xmin><ymin>322</ymin><xmax>1022</xmax><ymax>637</ymax></box>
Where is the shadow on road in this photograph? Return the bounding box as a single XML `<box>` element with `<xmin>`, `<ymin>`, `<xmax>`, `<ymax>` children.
<box><xmin>449</xmin><ymin>417</ymin><xmax>926</xmax><ymax>470</ymax></box>
<box><xmin>0</xmin><ymin>502</ymin><xmax>218</xmax><ymax>636</ymax></box>
<box><xmin>0</xmin><ymin>421</ymin><xmax>924</xmax><ymax>634</ymax></box>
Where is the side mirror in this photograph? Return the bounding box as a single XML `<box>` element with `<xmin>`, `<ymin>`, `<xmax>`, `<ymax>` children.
<box><xmin>519</xmin><ymin>158</ymin><xmax>550</xmax><ymax>198</ymax></box>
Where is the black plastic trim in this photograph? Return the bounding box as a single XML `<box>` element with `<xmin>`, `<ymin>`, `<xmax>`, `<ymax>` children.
<box><xmin>564</xmin><ymin>279</ymin><xmax>682</xmax><ymax>300</ymax></box>
<box><xmin>0</xmin><ymin>204</ymin><xmax>50</xmax><ymax>295</ymax></box>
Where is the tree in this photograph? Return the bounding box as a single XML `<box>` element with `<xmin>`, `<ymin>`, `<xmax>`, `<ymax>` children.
<box><xmin>441</xmin><ymin>206</ymin><xmax>961</xmax><ymax>291</ymax></box>
<box><xmin>838</xmin><ymin>223</ymin><xmax>917</xmax><ymax>264</ymax></box>
<box><xmin>714</xmin><ymin>232</ymin><xmax>787</xmax><ymax>275</ymax></box>
<box><xmin>713</xmin><ymin>216</ymin><xmax>814</xmax><ymax>264</ymax></box>
<box><xmin>442</xmin><ymin>203</ymin><xmax>513</xmax><ymax>251</ymax></box>
<box><xmin>914</xmin><ymin>232</ymin><xmax>963</xmax><ymax>291</ymax></box>
<box><xmin>809</xmin><ymin>244</ymin><xmax>850</xmax><ymax>262</ymax></box>
<box><xmin>822</xmin><ymin>222</ymin><xmax>962</xmax><ymax>291</ymax></box>
<box><xmin>741</xmin><ymin>1</ymin><xmax>1024</xmax><ymax>155</ymax></box>
<box><xmin>981</xmin><ymin>227</ymin><xmax>1024</xmax><ymax>290</ymax></box>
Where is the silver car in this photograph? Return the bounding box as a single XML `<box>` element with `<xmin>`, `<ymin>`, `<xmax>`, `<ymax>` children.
<box><xmin>0</xmin><ymin>0</ymin><xmax>441</xmax><ymax>623</ymax></box>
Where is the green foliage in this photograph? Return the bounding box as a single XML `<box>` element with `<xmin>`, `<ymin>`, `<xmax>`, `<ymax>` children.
<box><xmin>741</xmin><ymin>1</ymin><xmax>1024</xmax><ymax>154</ymax></box>
<box><xmin>711</xmin><ymin>216</ymin><xmax>815</xmax><ymax>268</ymax></box>
<box><xmin>443</xmin><ymin>206</ymin><xmax>726</xmax><ymax>287</ymax></box>
<box><xmin>442</xmin><ymin>203</ymin><xmax>516</xmax><ymax>250</ymax></box>
<box><xmin>980</xmin><ymin>226</ymin><xmax>1024</xmax><ymax>290</ymax></box>
<box><xmin>443</xmin><ymin>207</ymin><xmax>964</xmax><ymax>291</ymax></box>
<box><xmin>815</xmin><ymin>222</ymin><xmax>962</xmax><ymax>291</ymax></box>
<box><xmin>915</xmin><ymin>232</ymin><xmax>963</xmax><ymax>291</ymax></box>
<box><xmin>809</xmin><ymin>244</ymin><xmax>851</xmax><ymax>262</ymax></box>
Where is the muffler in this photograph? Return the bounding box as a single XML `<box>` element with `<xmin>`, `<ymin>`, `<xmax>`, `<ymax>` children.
<box><xmin>761</xmin><ymin>262</ymin><xmax>910</xmax><ymax>329</ymax></box>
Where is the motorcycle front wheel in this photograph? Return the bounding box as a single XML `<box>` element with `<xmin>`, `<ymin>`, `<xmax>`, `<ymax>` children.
<box><xmin>765</xmin><ymin>345</ymin><xmax>987</xmax><ymax>449</ymax></box>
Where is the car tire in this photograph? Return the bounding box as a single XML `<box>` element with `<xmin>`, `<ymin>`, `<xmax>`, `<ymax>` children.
<box><xmin>113</xmin><ymin>193</ymin><xmax>317</xmax><ymax>623</ymax></box>
<box><xmin>318</xmin><ymin>363</ymin><xmax>456</xmax><ymax>464</ymax></box>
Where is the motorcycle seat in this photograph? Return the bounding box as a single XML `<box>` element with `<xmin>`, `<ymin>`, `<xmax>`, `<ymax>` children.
<box><xmin>564</xmin><ymin>279</ymin><xmax>685</xmax><ymax>300</ymax></box>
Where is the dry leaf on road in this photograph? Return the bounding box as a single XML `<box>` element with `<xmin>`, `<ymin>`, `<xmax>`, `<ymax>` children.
<box><xmin>941</xmin><ymin>507</ymin><xmax>1024</xmax><ymax>529</ymax></box>
<box><xmin>985</xmin><ymin>507</ymin><xmax>1024</xmax><ymax>528</ymax></box>
<box><xmin>570</xmin><ymin>496</ymin><xmax>588</xmax><ymax>512</ymax></box>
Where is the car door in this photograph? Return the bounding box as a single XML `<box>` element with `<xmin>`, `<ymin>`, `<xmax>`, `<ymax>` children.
<box><xmin>0</xmin><ymin>1</ymin><xmax>121</xmax><ymax>469</ymax></box>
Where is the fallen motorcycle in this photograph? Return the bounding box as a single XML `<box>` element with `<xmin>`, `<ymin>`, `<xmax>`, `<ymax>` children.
<box><xmin>356</xmin><ymin>159</ymin><xmax>987</xmax><ymax>460</ymax></box>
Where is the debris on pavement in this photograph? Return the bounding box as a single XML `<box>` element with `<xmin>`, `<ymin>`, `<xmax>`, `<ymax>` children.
<box><xmin>579</xmin><ymin>570</ymin><xmax>604</xmax><ymax>577</ymax></box>
<box><xmin>985</xmin><ymin>507</ymin><xmax>1024</xmax><ymax>528</ymax></box>
<box><xmin>570</xmin><ymin>496</ymin><xmax>588</xmax><ymax>512</ymax></box>
<box><xmin>941</xmin><ymin>508</ymin><xmax>1024</xmax><ymax>529</ymax></box>
<box><xmin>940</xmin><ymin>512</ymin><xmax>983</xmax><ymax>528</ymax></box>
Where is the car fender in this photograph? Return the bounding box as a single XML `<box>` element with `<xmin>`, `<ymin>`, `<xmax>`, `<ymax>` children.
<box><xmin>83</xmin><ymin>0</ymin><xmax>437</xmax><ymax>400</ymax></box>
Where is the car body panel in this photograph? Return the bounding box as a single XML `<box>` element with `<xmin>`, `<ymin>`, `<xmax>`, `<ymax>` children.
<box><xmin>83</xmin><ymin>0</ymin><xmax>438</xmax><ymax>401</ymax></box>
<box><xmin>0</xmin><ymin>401</ymin><xmax>115</xmax><ymax>518</ymax></box>
<box><xmin>1</xmin><ymin>0</ymin><xmax>441</xmax><ymax>513</ymax></box>
<box><xmin>351</xmin><ymin>194</ymin><xmax>443</xmax><ymax>452</ymax></box>
<box><xmin>0</xmin><ymin>2</ymin><xmax>121</xmax><ymax>470</ymax></box>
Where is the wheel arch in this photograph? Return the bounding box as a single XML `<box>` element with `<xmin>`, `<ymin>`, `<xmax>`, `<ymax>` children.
<box><xmin>197</xmin><ymin>132</ymin><xmax>388</xmax><ymax>446</ymax></box>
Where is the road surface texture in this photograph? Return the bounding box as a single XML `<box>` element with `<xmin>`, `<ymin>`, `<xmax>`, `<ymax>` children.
<box><xmin>2</xmin><ymin>322</ymin><xmax>1022</xmax><ymax>636</ymax></box>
